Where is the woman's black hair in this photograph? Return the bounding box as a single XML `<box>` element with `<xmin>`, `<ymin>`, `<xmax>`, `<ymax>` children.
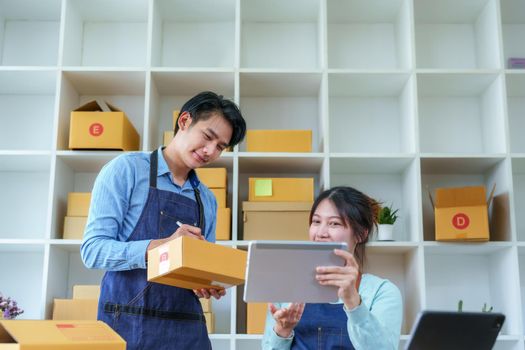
<box><xmin>174</xmin><ymin>91</ymin><xmax>246</xmax><ymax>147</ymax></box>
<box><xmin>309</xmin><ymin>186</ymin><xmax>380</xmax><ymax>271</ymax></box>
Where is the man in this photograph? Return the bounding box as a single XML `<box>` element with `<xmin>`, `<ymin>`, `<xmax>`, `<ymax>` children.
<box><xmin>81</xmin><ymin>91</ymin><xmax>246</xmax><ymax>349</ymax></box>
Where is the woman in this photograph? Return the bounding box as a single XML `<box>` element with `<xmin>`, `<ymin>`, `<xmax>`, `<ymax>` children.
<box><xmin>262</xmin><ymin>186</ymin><xmax>403</xmax><ymax>349</ymax></box>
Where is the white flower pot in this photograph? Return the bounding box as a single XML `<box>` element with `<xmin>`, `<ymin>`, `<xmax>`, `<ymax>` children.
<box><xmin>377</xmin><ymin>224</ymin><xmax>394</xmax><ymax>241</ymax></box>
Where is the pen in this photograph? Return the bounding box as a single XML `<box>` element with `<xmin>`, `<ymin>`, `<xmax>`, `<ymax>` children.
<box><xmin>176</xmin><ymin>221</ymin><xmax>183</xmax><ymax>227</ymax></box>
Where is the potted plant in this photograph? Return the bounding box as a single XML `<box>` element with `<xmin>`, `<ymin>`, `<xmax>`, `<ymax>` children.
<box><xmin>377</xmin><ymin>204</ymin><xmax>399</xmax><ymax>241</ymax></box>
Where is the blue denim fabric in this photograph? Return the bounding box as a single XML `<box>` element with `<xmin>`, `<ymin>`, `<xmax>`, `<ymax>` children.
<box><xmin>292</xmin><ymin>303</ymin><xmax>355</xmax><ymax>350</ymax></box>
<box><xmin>98</xmin><ymin>151</ymin><xmax>211</xmax><ymax>350</ymax></box>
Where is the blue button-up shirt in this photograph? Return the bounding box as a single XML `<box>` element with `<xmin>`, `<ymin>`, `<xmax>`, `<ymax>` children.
<box><xmin>80</xmin><ymin>148</ymin><xmax>217</xmax><ymax>271</ymax></box>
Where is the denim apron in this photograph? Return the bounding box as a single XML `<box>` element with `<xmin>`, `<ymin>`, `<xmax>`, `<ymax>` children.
<box><xmin>98</xmin><ymin>149</ymin><xmax>211</xmax><ymax>350</ymax></box>
<box><xmin>291</xmin><ymin>274</ymin><xmax>362</xmax><ymax>349</ymax></box>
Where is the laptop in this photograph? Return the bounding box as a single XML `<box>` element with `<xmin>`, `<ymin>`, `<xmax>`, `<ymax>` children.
<box><xmin>243</xmin><ymin>241</ymin><xmax>348</xmax><ymax>303</ymax></box>
<box><xmin>405</xmin><ymin>311</ymin><xmax>505</xmax><ymax>350</ymax></box>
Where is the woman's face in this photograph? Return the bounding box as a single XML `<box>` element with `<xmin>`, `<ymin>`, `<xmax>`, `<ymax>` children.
<box><xmin>309</xmin><ymin>199</ymin><xmax>358</xmax><ymax>252</ymax></box>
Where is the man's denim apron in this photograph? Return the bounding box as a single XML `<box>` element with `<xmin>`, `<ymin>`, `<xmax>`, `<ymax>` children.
<box><xmin>291</xmin><ymin>303</ymin><xmax>355</xmax><ymax>350</ymax></box>
<box><xmin>98</xmin><ymin>149</ymin><xmax>211</xmax><ymax>350</ymax></box>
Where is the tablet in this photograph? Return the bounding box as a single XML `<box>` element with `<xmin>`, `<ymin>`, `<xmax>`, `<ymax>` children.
<box><xmin>243</xmin><ymin>241</ymin><xmax>348</xmax><ymax>303</ymax></box>
<box><xmin>405</xmin><ymin>311</ymin><xmax>505</xmax><ymax>350</ymax></box>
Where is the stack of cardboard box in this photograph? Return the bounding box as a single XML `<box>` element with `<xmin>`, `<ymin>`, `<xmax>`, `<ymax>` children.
<box><xmin>200</xmin><ymin>298</ymin><xmax>215</xmax><ymax>334</ymax></box>
<box><xmin>63</xmin><ymin>192</ymin><xmax>91</xmax><ymax>240</ymax></box>
<box><xmin>52</xmin><ymin>285</ymin><xmax>100</xmax><ymax>321</ymax></box>
<box><xmin>195</xmin><ymin>168</ymin><xmax>231</xmax><ymax>240</ymax></box>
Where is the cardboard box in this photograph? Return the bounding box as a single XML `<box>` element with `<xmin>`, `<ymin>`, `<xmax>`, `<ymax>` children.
<box><xmin>69</xmin><ymin>100</ymin><xmax>139</xmax><ymax>151</ymax></box>
<box><xmin>147</xmin><ymin>236</ymin><xmax>246</xmax><ymax>290</ymax></box>
<box><xmin>210</xmin><ymin>188</ymin><xmax>227</xmax><ymax>208</ymax></box>
<box><xmin>242</xmin><ymin>202</ymin><xmax>312</xmax><ymax>240</ymax></box>
<box><xmin>163</xmin><ymin>130</ymin><xmax>173</xmax><ymax>147</ymax></box>
<box><xmin>73</xmin><ymin>285</ymin><xmax>101</xmax><ymax>300</ymax></box>
<box><xmin>248</xmin><ymin>178</ymin><xmax>314</xmax><ymax>202</ymax></box>
<box><xmin>52</xmin><ymin>299</ymin><xmax>99</xmax><ymax>320</ymax></box>
<box><xmin>247</xmin><ymin>303</ymin><xmax>267</xmax><ymax>334</ymax></box>
<box><xmin>432</xmin><ymin>185</ymin><xmax>495</xmax><ymax>241</ymax></box>
<box><xmin>0</xmin><ymin>320</ymin><xmax>125</xmax><ymax>350</ymax></box>
<box><xmin>67</xmin><ymin>192</ymin><xmax>91</xmax><ymax>217</ymax></box>
<box><xmin>63</xmin><ymin>216</ymin><xmax>88</xmax><ymax>240</ymax></box>
<box><xmin>200</xmin><ymin>298</ymin><xmax>212</xmax><ymax>313</ymax></box>
<box><xmin>172</xmin><ymin>110</ymin><xmax>180</xmax><ymax>130</ymax></box>
<box><xmin>195</xmin><ymin>168</ymin><xmax>227</xmax><ymax>189</ymax></box>
<box><xmin>216</xmin><ymin>207</ymin><xmax>231</xmax><ymax>241</ymax></box>
<box><xmin>246</xmin><ymin>130</ymin><xmax>312</xmax><ymax>153</ymax></box>
<box><xmin>204</xmin><ymin>312</ymin><xmax>214</xmax><ymax>334</ymax></box>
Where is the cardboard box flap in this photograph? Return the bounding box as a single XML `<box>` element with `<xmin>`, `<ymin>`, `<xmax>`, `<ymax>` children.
<box><xmin>0</xmin><ymin>320</ymin><xmax>125</xmax><ymax>348</ymax></box>
<box><xmin>74</xmin><ymin>100</ymin><xmax>122</xmax><ymax>113</ymax></box>
<box><xmin>242</xmin><ymin>201</ymin><xmax>313</xmax><ymax>212</ymax></box>
<box><xmin>435</xmin><ymin>186</ymin><xmax>487</xmax><ymax>208</ymax></box>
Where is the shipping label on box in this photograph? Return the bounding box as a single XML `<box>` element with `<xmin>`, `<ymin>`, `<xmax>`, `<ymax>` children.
<box><xmin>249</xmin><ymin>178</ymin><xmax>314</xmax><ymax>202</ymax></box>
<box><xmin>67</xmin><ymin>192</ymin><xmax>91</xmax><ymax>217</ymax></box>
<box><xmin>195</xmin><ymin>168</ymin><xmax>227</xmax><ymax>189</ymax></box>
<box><xmin>243</xmin><ymin>202</ymin><xmax>312</xmax><ymax>240</ymax></box>
<box><xmin>433</xmin><ymin>185</ymin><xmax>494</xmax><ymax>241</ymax></box>
<box><xmin>147</xmin><ymin>236</ymin><xmax>246</xmax><ymax>290</ymax></box>
<box><xmin>216</xmin><ymin>207</ymin><xmax>231</xmax><ymax>241</ymax></box>
<box><xmin>0</xmin><ymin>320</ymin><xmax>125</xmax><ymax>350</ymax></box>
<box><xmin>69</xmin><ymin>100</ymin><xmax>139</xmax><ymax>151</ymax></box>
<box><xmin>246</xmin><ymin>130</ymin><xmax>312</xmax><ymax>153</ymax></box>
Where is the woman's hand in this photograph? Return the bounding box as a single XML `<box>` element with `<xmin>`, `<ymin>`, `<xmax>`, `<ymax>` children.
<box><xmin>269</xmin><ymin>302</ymin><xmax>305</xmax><ymax>338</ymax></box>
<box><xmin>316</xmin><ymin>249</ymin><xmax>361</xmax><ymax>310</ymax></box>
<box><xmin>194</xmin><ymin>288</ymin><xmax>226</xmax><ymax>300</ymax></box>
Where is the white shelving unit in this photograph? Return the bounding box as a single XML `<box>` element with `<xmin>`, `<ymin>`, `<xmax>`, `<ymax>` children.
<box><xmin>0</xmin><ymin>0</ymin><xmax>524</xmax><ymax>349</ymax></box>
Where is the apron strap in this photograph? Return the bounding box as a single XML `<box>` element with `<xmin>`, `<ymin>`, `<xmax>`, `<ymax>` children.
<box><xmin>150</xmin><ymin>149</ymin><xmax>205</xmax><ymax>230</ymax></box>
<box><xmin>104</xmin><ymin>303</ymin><xmax>206</xmax><ymax>322</ymax></box>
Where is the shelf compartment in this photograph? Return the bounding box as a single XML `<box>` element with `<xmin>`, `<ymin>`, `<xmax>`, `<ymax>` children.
<box><xmin>0</xmin><ymin>70</ymin><xmax>57</xmax><ymax>150</ymax></box>
<box><xmin>506</xmin><ymin>73</ymin><xmax>525</xmax><ymax>153</ymax></box>
<box><xmin>518</xmin><ymin>247</ymin><xmax>525</xmax><ymax>335</ymax></box>
<box><xmin>417</xmin><ymin>73</ymin><xmax>506</xmax><ymax>154</ymax></box>
<box><xmin>414</xmin><ymin>0</ymin><xmax>501</xmax><ymax>69</ymax></box>
<box><xmin>151</xmin><ymin>0</ymin><xmax>235</xmax><ymax>68</ymax></box>
<box><xmin>56</xmin><ymin>70</ymin><xmax>146</xmax><ymax>150</ymax></box>
<box><xmin>148</xmin><ymin>71</ymin><xmax>235</xmax><ymax>151</ymax></box>
<box><xmin>0</xmin><ymin>0</ymin><xmax>61</xmax><ymax>66</ymax></box>
<box><xmin>0</xmin><ymin>245</ymin><xmax>45</xmax><ymax>319</ymax></box>
<box><xmin>513</xmin><ymin>158</ymin><xmax>525</xmax><ymax>241</ymax></box>
<box><xmin>44</xmin><ymin>244</ymin><xmax>104</xmax><ymax>319</ymax></box>
<box><xmin>366</xmin><ymin>247</ymin><xmax>422</xmax><ymax>335</ymax></box>
<box><xmin>421</xmin><ymin>157</ymin><xmax>512</xmax><ymax>242</ymax></box>
<box><xmin>328</xmin><ymin>73</ymin><xmax>416</xmax><ymax>153</ymax></box>
<box><xmin>424</xmin><ymin>246</ymin><xmax>522</xmax><ymax>336</ymax></box>
<box><xmin>239</xmin><ymin>72</ymin><xmax>324</xmax><ymax>152</ymax></box>
<box><xmin>500</xmin><ymin>0</ymin><xmax>525</xmax><ymax>69</ymax></box>
<box><xmin>62</xmin><ymin>0</ymin><xmax>148</xmax><ymax>67</ymax></box>
<box><xmin>240</xmin><ymin>0</ymin><xmax>321</xmax><ymax>69</ymax></box>
<box><xmin>0</xmin><ymin>154</ymin><xmax>51</xmax><ymax>239</ymax></box>
<box><xmin>327</xmin><ymin>0</ymin><xmax>412</xmax><ymax>69</ymax></box>
<box><xmin>50</xmin><ymin>154</ymin><xmax>116</xmax><ymax>240</ymax></box>
<box><xmin>330</xmin><ymin>156</ymin><xmax>420</xmax><ymax>242</ymax></box>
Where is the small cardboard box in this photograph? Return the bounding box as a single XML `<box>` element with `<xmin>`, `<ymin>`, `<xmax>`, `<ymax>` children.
<box><xmin>69</xmin><ymin>100</ymin><xmax>139</xmax><ymax>151</ymax></box>
<box><xmin>246</xmin><ymin>130</ymin><xmax>312</xmax><ymax>153</ymax></box>
<box><xmin>63</xmin><ymin>216</ymin><xmax>88</xmax><ymax>240</ymax></box>
<box><xmin>242</xmin><ymin>202</ymin><xmax>312</xmax><ymax>240</ymax></box>
<box><xmin>248</xmin><ymin>178</ymin><xmax>314</xmax><ymax>202</ymax></box>
<box><xmin>195</xmin><ymin>168</ymin><xmax>227</xmax><ymax>189</ymax></box>
<box><xmin>67</xmin><ymin>192</ymin><xmax>91</xmax><ymax>217</ymax></box>
<box><xmin>172</xmin><ymin>110</ymin><xmax>180</xmax><ymax>129</ymax></box>
<box><xmin>147</xmin><ymin>236</ymin><xmax>246</xmax><ymax>290</ymax></box>
<box><xmin>73</xmin><ymin>285</ymin><xmax>101</xmax><ymax>300</ymax></box>
<box><xmin>200</xmin><ymin>298</ymin><xmax>212</xmax><ymax>313</ymax></box>
<box><xmin>163</xmin><ymin>131</ymin><xmax>173</xmax><ymax>147</ymax></box>
<box><xmin>247</xmin><ymin>303</ymin><xmax>267</xmax><ymax>334</ymax></box>
<box><xmin>432</xmin><ymin>185</ymin><xmax>495</xmax><ymax>241</ymax></box>
<box><xmin>210</xmin><ymin>188</ymin><xmax>227</xmax><ymax>208</ymax></box>
<box><xmin>0</xmin><ymin>320</ymin><xmax>125</xmax><ymax>350</ymax></box>
<box><xmin>204</xmin><ymin>312</ymin><xmax>214</xmax><ymax>334</ymax></box>
<box><xmin>216</xmin><ymin>207</ymin><xmax>231</xmax><ymax>241</ymax></box>
<box><xmin>52</xmin><ymin>299</ymin><xmax>99</xmax><ymax>320</ymax></box>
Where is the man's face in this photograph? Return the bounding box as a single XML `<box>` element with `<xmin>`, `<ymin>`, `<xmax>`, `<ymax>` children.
<box><xmin>176</xmin><ymin>112</ymin><xmax>233</xmax><ymax>169</ymax></box>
